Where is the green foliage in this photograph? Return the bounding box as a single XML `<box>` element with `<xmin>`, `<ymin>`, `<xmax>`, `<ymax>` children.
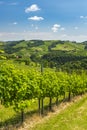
<box><xmin>1</xmin><ymin>40</ymin><xmax>87</xmax><ymax>127</ymax></box>
<box><xmin>1</xmin><ymin>40</ymin><xmax>87</xmax><ymax>71</ymax></box>
<box><xmin>0</xmin><ymin>61</ymin><xmax>87</xmax><ymax>124</ymax></box>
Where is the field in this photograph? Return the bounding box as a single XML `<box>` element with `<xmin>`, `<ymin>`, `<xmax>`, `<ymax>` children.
<box><xmin>0</xmin><ymin>40</ymin><xmax>87</xmax><ymax>130</ymax></box>
<box><xmin>0</xmin><ymin>94</ymin><xmax>87</xmax><ymax>130</ymax></box>
<box><xmin>29</xmin><ymin>94</ymin><xmax>87</xmax><ymax>130</ymax></box>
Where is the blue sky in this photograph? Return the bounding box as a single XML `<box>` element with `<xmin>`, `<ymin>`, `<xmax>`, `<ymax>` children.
<box><xmin>0</xmin><ymin>0</ymin><xmax>87</xmax><ymax>41</ymax></box>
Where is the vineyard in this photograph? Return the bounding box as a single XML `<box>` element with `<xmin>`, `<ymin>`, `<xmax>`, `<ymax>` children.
<box><xmin>0</xmin><ymin>60</ymin><xmax>87</xmax><ymax>129</ymax></box>
<box><xmin>1</xmin><ymin>0</ymin><xmax>87</xmax><ymax>128</ymax></box>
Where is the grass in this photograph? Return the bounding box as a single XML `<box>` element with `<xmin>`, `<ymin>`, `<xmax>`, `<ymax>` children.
<box><xmin>30</xmin><ymin>94</ymin><xmax>87</xmax><ymax>130</ymax></box>
<box><xmin>0</xmin><ymin>95</ymin><xmax>87</xmax><ymax>130</ymax></box>
<box><xmin>0</xmin><ymin>97</ymin><xmax>58</xmax><ymax>129</ymax></box>
<box><xmin>0</xmin><ymin>105</ymin><xmax>15</xmax><ymax>122</ymax></box>
<box><xmin>0</xmin><ymin>105</ymin><xmax>19</xmax><ymax>128</ymax></box>
<box><xmin>52</xmin><ymin>42</ymin><xmax>85</xmax><ymax>51</ymax></box>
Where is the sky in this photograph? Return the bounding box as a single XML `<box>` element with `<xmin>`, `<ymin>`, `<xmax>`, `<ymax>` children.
<box><xmin>0</xmin><ymin>0</ymin><xmax>87</xmax><ymax>42</ymax></box>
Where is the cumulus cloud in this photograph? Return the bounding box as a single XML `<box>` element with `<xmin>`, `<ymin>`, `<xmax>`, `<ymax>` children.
<box><xmin>74</xmin><ymin>27</ymin><xmax>78</xmax><ymax>30</ymax></box>
<box><xmin>13</xmin><ymin>22</ymin><xmax>18</xmax><ymax>25</ymax></box>
<box><xmin>80</xmin><ymin>16</ymin><xmax>87</xmax><ymax>19</ymax></box>
<box><xmin>51</xmin><ymin>24</ymin><xmax>61</xmax><ymax>32</ymax></box>
<box><xmin>31</xmin><ymin>24</ymin><xmax>39</xmax><ymax>30</ymax></box>
<box><xmin>80</xmin><ymin>16</ymin><xmax>84</xmax><ymax>19</ymax></box>
<box><xmin>25</xmin><ymin>4</ymin><xmax>40</xmax><ymax>13</ymax></box>
<box><xmin>28</xmin><ymin>16</ymin><xmax>44</xmax><ymax>21</ymax></box>
<box><xmin>60</xmin><ymin>27</ymin><xmax>65</xmax><ymax>31</ymax></box>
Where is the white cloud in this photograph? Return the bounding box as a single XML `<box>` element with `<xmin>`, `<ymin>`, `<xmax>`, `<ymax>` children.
<box><xmin>61</xmin><ymin>34</ymin><xmax>67</xmax><ymax>37</ymax></box>
<box><xmin>54</xmin><ymin>24</ymin><xmax>61</xmax><ymax>28</ymax></box>
<box><xmin>0</xmin><ymin>32</ymin><xmax>53</xmax><ymax>41</ymax></box>
<box><xmin>25</xmin><ymin>4</ymin><xmax>40</xmax><ymax>13</ymax></box>
<box><xmin>13</xmin><ymin>22</ymin><xmax>18</xmax><ymax>25</ymax></box>
<box><xmin>60</xmin><ymin>27</ymin><xmax>65</xmax><ymax>31</ymax></box>
<box><xmin>28</xmin><ymin>16</ymin><xmax>44</xmax><ymax>21</ymax></box>
<box><xmin>74</xmin><ymin>27</ymin><xmax>78</xmax><ymax>30</ymax></box>
<box><xmin>80</xmin><ymin>16</ymin><xmax>84</xmax><ymax>19</ymax></box>
<box><xmin>80</xmin><ymin>16</ymin><xmax>87</xmax><ymax>19</ymax></box>
<box><xmin>60</xmin><ymin>34</ymin><xmax>87</xmax><ymax>42</ymax></box>
<box><xmin>1</xmin><ymin>32</ymin><xmax>87</xmax><ymax>42</ymax></box>
<box><xmin>23</xmin><ymin>30</ymin><xmax>26</xmax><ymax>33</ymax></box>
<box><xmin>31</xmin><ymin>24</ymin><xmax>38</xmax><ymax>30</ymax></box>
<box><xmin>35</xmin><ymin>26</ymin><xmax>39</xmax><ymax>30</ymax></box>
<box><xmin>51</xmin><ymin>24</ymin><xmax>61</xmax><ymax>32</ymax></box>
<box><xmin>31</xmin><ymin>24</ymin><xmax>34</xmax><ymax>27</ymax></box>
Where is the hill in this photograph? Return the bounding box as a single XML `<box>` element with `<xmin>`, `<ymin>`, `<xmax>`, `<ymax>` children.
<box><xmin>2</xmin><ymin>40</ymin><xmax>86</xmax><ymax>56</ymax></box>
<box><xmin>0</xmin><ymin>40</ymin><xmax>87</xmax><ymax>70</ymax></box>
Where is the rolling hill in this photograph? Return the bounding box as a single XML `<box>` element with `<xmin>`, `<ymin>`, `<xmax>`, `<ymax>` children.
<box><xmin>0</xmin><ymin>40</ymin><xmax>87</xmax><ymax>70</ymax></box>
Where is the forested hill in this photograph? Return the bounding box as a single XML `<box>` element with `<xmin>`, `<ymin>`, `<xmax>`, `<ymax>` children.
<box><xmin>0</xmin><ymin>40</ymin><xmax>87</xmax><ymax>70</ymax></box>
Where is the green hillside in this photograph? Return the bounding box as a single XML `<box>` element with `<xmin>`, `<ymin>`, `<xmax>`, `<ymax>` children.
<box><xmin>3</xmin><ymin>40</ymin><xmax>86</xmax><ymax>56</ymax></box>
<box><xmin>0</xmin><ymin>40</ymin><xmax>87</xmax><ymax>70</ymax></box>
<box><xmin>52</xmin><ymin>41</ymin><xmax>84</xmax><ymax>51</ymax></box>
